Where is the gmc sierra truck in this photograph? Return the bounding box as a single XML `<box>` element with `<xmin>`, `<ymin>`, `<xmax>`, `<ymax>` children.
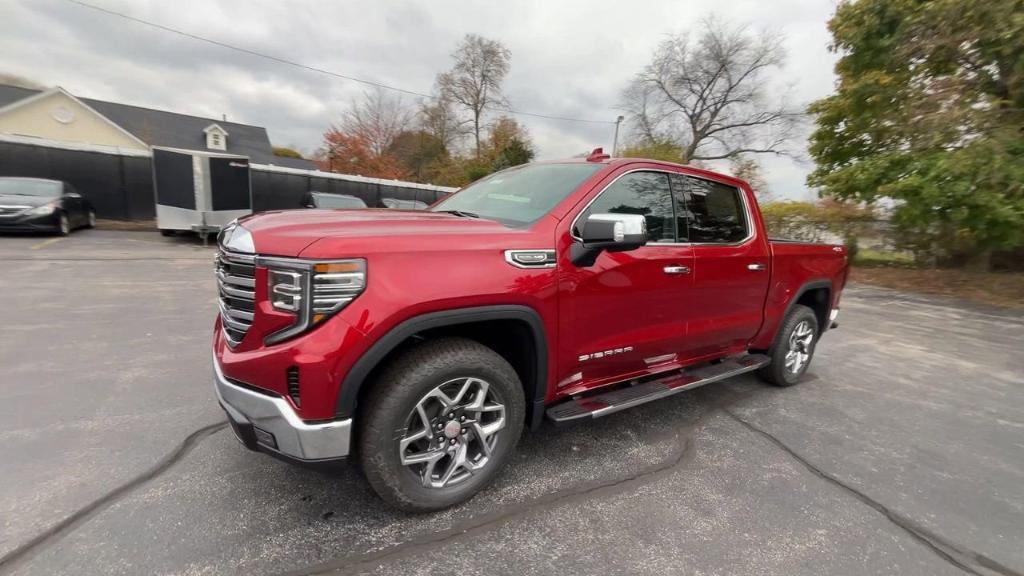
<box><xmin>213</xmin><ymin>149</ymin><xmax>848</xmax><ymax>511</ymax></box>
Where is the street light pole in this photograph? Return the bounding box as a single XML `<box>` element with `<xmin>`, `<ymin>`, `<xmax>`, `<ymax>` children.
<box><xmin>612</xmin><ymin>115</ymin><xmax>625</xmax><ymax>157</ymax></box>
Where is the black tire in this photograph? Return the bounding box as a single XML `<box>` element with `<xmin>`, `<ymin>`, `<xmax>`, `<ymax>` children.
<box><xmin>56</xmin><ymin>212</ymin><xmax>70</xmax><ymax>236</ymax></box>
<box><xmin>358</xmin><ymin>337</ymin><xmax>525</xmax><ymax>512</ymax></box>
<box><xmin>758</xmin><ymin>304</ymin><xmax>819</xmax><ymax>387</ymax></box>
<box><xmin>159</xmin><ymin>229</ymin><xmax>176</xmax><ymax>237</ymax></box>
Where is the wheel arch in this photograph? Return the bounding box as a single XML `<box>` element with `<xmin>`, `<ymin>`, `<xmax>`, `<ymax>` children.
<box><xmin>788</xmin><ymin>280</ymin><xmax>832</xmax><ymax>336</ymax></box>
<box><xmin>336</xmin><ymin>305</ymin><xmax>549</xmax><ymax>430</ymax></box>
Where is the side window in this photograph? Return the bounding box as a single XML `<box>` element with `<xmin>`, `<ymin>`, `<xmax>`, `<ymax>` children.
<box><xmin>676</xmin><ymin>176</ymin><xmax>748</xmax><ymax>243</ymax></box>
<box><xmin>577</xmin><ymin>171</ymin><xmax>676</xmax><ymax>243</ymax></box>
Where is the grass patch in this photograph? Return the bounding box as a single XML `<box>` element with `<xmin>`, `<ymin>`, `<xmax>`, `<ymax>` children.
<box><xmin>95</xmin><ymin>219</ymin><xmax>157</xmax><ymax>231</ymax></box>
<box><xmin>851</xmin><ymin>267</ymin><xmax>1024</xmax><ymax>310</ymax></box>
<box><xmin>853</xmin><ymin>248</ymin><xmax>916</xmax><ymax>268</ymax></box>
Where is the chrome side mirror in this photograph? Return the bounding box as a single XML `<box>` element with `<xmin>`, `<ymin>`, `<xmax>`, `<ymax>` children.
<box><xmin>571</xmin><ymin>213</ymin><xmax>647</xmax><ymax>266</ymax></box>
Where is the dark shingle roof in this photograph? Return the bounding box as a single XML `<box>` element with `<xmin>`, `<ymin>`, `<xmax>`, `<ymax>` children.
<box><xmin>0</xmin><ymin>84</ymin><xmax>316</xmax><ymax>169</ymax></box>
<box><xmin>0</xmin><ymin>84</ymin><xmax>39</xmax><ymax>108</ymax></box>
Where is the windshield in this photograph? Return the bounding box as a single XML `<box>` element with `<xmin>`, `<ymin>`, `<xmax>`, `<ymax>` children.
<box><xmin>313</xmin><ymin>193</ymin><xmax>367</xmax><ymax>209</ymax></box>
<box><xmin>0</xmin><ymin>178</ymin><xmax>61</xmax><ymax>198</ymax></box>
<box><xmin>430</xmin><ymin>163</ymin><xmax>603</xmax><ymax>226</ymax></box>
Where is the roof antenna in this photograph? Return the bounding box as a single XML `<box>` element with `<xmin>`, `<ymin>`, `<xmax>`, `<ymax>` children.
<box><xmin>222</xmin><ymin>113</ymin><xmax>227</xmax><ymax>121</ymax></box>
<box><xmin>587</xmin><ymin>147</ymin><xmax>610</xmax><ymax>162</ymax></box>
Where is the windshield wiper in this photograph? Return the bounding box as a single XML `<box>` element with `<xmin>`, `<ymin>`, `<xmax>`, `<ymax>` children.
<box><xmin>439</xmin><ymin>210</ymin><xmax>479</xmax><ymax>218</ymax></box>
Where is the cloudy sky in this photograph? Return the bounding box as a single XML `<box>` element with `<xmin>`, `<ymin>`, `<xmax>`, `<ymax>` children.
<box><xmin>1</xmin><ymin>0</ymin><xmax>840</xmax><ymax>199</ymax></box>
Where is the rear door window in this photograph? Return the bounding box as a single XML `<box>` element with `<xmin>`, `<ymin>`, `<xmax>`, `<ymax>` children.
<box><xmin>673</xmin><ymin>176</ymin><xmax>748</xmax><ymax>243</ymax></box>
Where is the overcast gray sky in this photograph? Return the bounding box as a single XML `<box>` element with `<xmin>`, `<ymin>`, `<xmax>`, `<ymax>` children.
<box><xmin>1</xmin><ymin>0</ymin><xmax>840</xmax><ymax>199</ymax></box>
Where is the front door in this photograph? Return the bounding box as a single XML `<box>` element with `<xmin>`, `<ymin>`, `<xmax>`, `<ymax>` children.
<box><xmin>556</xmin><ymin>169</ymin><xmax>694</xmax><ymax>396</ymax></box>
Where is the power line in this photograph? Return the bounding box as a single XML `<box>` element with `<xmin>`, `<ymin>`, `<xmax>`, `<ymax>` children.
<box><xmin>64</xmin><ymin>0</ymin><xmax>618</xmax><ymax>125</ymax></box>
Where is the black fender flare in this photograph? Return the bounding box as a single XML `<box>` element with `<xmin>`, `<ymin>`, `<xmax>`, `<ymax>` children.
<box><xmin>336</xmin><ymin>305</ymin><xmax>549</xmax><ymax>428</ymax></box>
<box><xmin>780</xmin><ymin>279</ymin><xmax>833</xmax><ymax>340</ymax></box>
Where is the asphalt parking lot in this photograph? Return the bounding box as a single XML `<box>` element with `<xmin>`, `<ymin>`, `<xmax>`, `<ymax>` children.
<box><xmin>1</xmin><ymin>229</ymin><xmax>1022</xmax><ymax>576</ymax></box>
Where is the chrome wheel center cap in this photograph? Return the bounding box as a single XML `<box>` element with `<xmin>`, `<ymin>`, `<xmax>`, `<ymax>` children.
<box><xmin>443</xmin><ymin>420</ymin><xmax>461</xmax><ymax>439</ymax></box>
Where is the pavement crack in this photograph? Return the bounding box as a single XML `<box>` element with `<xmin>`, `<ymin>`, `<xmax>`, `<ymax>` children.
<box><xmin>0</xmin><ymin>420</ymin><xmax>228</xmax><ymax>575</ymax></box>
<box><xmin>724</xmin><ymin>410</ymin><xmax>1021</xmax><ymax>576</ymax></box>
<box><xmin>286</xmin><ymin>389</ymin><xmax>754</xmax><ymax>576</ymax></box>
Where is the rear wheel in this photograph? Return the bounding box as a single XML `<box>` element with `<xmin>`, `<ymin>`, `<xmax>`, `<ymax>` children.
<box><xmin>358</xmin><ymin>338</ymin><xmax>525</xmax><ymax>512</ymax></box>
<box><xmin>758</xmin><ymin>304</ymin><xmax>819</xmax><ymax>386</ymax></box>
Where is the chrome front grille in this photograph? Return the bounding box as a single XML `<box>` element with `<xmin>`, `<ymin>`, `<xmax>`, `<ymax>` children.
<box><xmin>216</xmin><ymin>251</ymin><xmax>256</xmax><ymax>346</ymax></box>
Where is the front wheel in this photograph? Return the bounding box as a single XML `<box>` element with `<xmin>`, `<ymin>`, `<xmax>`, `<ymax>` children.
<box><xmin>358</xmin><ymin>338</ymin><xmax>525</xmax><ymax>512</ymax></box>
<box><xmin>758</xmin><ymin>304</ymin><xmax>819</xmax><ymax>386</ymax></box>
<box><xmin>86</xmin><ymin>209</ymin><xmax>96</xmax><ymax>228</ymax></box>
<box><xmin>56</xmin><ymin>212</ymin><xmax>70</xmax><ymax>236</ymax></box>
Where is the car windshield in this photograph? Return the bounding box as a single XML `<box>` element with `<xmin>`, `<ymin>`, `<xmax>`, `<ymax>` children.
<box><xmin>429</xmin><ymin>163</ymin><xmax>604</xmax><ymax>226</ymax></box>
<box><xmin>314</xmin><ymin>194</ymin><xmax>367</xmax><ymax>209</ymax></box>
<box><xmin>0</xmin><ymin>178</ymin><xmax>61</xmax><ymax>197</ymax></box>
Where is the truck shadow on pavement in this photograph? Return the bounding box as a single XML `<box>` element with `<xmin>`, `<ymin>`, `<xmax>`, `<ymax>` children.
<box><xmin>0</xmin><ymin>375</ymin><xmax>769</xmax><ymax>575</ymax></box>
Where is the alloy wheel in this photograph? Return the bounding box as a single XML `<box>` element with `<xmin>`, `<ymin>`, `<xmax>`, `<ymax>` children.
<box><xmin>398</xmin><ymin>377</ymin><xmax>506</xmax><ymax>489</ymax></box>
<box><xmin>785</xmin><ymin>320</ymin><xmax>814</xmax><ymax>375</ymax></box>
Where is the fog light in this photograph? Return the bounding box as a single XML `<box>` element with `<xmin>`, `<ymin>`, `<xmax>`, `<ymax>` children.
<box><xmin>252</xmin><ymin>426</ymin><xmax>277</xmax><ymax>449</ymax></box>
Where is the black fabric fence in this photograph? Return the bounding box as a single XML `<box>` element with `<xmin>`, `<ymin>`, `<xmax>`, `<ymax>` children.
<box><xmin>0</xmin><ymin>140</ymin><xmax>154</xmax><ymax>219</ymax></box>
<box><xmin>0</xmin><ymin>141</ymin><xmax>452</xmax><ymax>220</ymax></box>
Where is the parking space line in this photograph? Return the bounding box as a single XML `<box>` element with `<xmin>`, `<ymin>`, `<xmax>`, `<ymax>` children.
<box><xmin>29</xmin><ymin>237</ymin><xmax>64</xmax><ymax>250</ymax></box>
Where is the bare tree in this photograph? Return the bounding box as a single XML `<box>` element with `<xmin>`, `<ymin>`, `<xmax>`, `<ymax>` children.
<box><xmin>436</xmin><ymin>34</ymin><xmax>512</xmax><ymax>158</ymax></box>
<box><xmin>342</xmin><ymin>87</ymin><xmax>414</xmax><ymax>156</ymax></box>
<box><xmin>418</xmin><ymin>96</ymin><xmax>466</xmax><ymax>151</ymax></box>
<box><xmin>624</xmin><ymin>17</ymin><xmax>800</xmax><ymax>162</ymax></box>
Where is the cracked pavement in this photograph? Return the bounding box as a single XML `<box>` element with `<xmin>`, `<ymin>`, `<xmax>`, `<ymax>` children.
<box><xmin>1</xmin><ymin>229</ymin><xmax>1022</xmax><ymax>575</ymax></box>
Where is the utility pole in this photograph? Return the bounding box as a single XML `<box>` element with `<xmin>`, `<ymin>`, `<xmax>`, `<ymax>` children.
<box><xmin>612</xmin><ymin>115</ymin><xmax>625</xmax><ymax>157</ymax></box>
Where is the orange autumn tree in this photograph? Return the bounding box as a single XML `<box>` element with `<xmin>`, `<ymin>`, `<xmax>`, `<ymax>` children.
<box><xmin>318</xmin><ymin>127</ymin><xmax>407</xmax><ymax>180</ymax></box>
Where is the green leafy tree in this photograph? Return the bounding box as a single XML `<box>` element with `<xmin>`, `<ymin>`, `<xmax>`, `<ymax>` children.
<box><xmin>808</xmin><ymin>0</ymin><xmax>1024</xmax><ymax>269</ymax></box>
<box><xmin>272</xmin><ymin>146</ymin><xmax>304</xmax><ymax>159</ymax></box>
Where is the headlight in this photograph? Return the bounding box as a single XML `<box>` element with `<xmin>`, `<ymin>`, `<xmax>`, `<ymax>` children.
<box><xmin>264</xmin><ymin>258</ymin><xmax>366</xmax><ymax>345</ymax></box>
<box><xmin>26</xmin><ymin>203</ymin><xmax>57</xmax><ymax>216</ymax></box>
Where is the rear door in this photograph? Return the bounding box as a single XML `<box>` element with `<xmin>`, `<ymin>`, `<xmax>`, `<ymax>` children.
<box><xmin>671</xmin><ymin>174</ymin><xmax>770</xmax><ymax>358</ymax></box>
<box><xmin>557</xmin><ymin>169</ymin><xmax>695</xmax><ymax>394</ymax></box>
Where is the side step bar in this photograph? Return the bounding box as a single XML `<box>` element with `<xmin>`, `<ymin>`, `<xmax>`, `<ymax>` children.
<box><xmin>545</xmin><ymin>354</ymin><xmax>770</xmax><ymax>424</ymax></box>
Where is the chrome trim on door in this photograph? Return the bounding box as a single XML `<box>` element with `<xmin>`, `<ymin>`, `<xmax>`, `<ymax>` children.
<box><xmin>747</xmin><ymin>262</ymin><xmax>766</xmax><ymax>271</ymax></box>
<box><xmin>663</xmin><ymin>265</ymin><xmax>691</xmax><ymax>274</ymax></box>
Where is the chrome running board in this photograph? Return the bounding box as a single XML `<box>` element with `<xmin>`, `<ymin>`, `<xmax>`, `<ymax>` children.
<box><xmin>545</xmin><ymin>354</ymin><xmax>770</xmax><ymax>424</ymax></box>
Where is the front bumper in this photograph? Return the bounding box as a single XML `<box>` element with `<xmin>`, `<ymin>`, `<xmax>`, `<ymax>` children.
<box><xmin>213</xmin><ymin>354</ymin><xmax>352</xmax><ymax>462</ymax></box>
<box><xmin>0</xmin><ymin>211</ymin><xmax>61</xmax><ymax>232</ymax></box>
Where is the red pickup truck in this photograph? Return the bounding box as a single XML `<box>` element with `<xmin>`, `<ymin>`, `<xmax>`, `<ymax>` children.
<box><xmin>213</xmin><ymin>150</ymin><xmax>848</xmax><ymax>511</ymax></box>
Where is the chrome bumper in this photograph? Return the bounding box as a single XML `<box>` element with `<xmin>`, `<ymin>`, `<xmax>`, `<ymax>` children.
<box><xmin>213</xmin><ymin>355</ymin><xmax>352</xmax><ymax>461</ymax></box>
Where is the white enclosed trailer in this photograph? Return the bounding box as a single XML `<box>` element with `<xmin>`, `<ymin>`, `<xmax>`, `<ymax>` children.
<box><xmin>152</xmin><ymin>146</ymin><xmax>252</xmax><ymax>236</ymax></box>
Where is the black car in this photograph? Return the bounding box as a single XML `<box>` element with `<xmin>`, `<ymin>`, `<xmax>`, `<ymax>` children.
<box><xmin>0</xmin><ymin>177</ymin><xmax>95</xmax><ymax>235</ymax></box>
<box><xmin>380</xmin><ymin>197</ymin><xmax>429</xmax><ymax>210</ymax></box>
<box><xmin>302</xmin><ymin>191</ymin><xmax>368</xmax><ymax>209</ymax></box>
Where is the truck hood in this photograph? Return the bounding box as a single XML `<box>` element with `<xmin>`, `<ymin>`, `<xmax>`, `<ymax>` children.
<box><xmin>237</xmin><ymin>209</ymin><xmax>521</xmax><ymax>257</ymax></box>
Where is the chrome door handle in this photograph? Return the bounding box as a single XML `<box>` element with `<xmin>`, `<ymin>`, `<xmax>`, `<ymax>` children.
<box><xmin>664</xmin><ymin>265</ymin><xmax>690</xmax><ymax>275</ymax></box>
<box><xmin>748</xmin><ymin>262</ymin><xmax>766</xmax><ymax>271</ymax></box>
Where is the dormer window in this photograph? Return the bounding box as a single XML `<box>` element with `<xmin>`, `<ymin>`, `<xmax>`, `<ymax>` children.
<box><xmin>203</xmin><ymin>124</ymin><xmax>228</xmax><ymax>151</ymax></box>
